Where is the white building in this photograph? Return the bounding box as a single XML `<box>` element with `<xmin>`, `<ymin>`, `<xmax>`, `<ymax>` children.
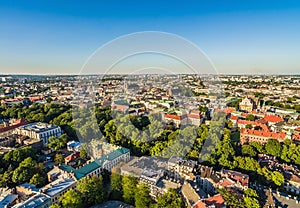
<box><xmin>14</xmin><ymin>122</ymin><xmax>62</xmax><ymax>146</ymax></box>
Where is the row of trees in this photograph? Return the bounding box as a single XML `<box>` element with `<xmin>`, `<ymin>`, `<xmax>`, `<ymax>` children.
<box><xmin>242</xmin><ymin>139</ymin><xmax>300</xmax><ymax>165</ymax></box>
<box><xmin>265</xmin><ymin>100</ymin><xmax>300</xmax><ymax>112</ymax></box>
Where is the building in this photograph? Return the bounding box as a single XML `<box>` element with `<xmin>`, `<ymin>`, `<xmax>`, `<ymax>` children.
<box><xmin>13</xmin><ymin>194</ymin><xmax>51</xmax><ymax>208</ymax></box>
<box><xmin>47</xmin><ymin>165</ymin><xmax>75</xmax><ymax>182</ymax></box>
<box><xmin>14</xmin><ymin>122</ymin><xmax>62</xmax><ymax>146</ymax></box>
<box><xmin>72</xmin><ymin>147</ymin><xmax>130</xmax><ymax>180</ymax></box>
<box><xmin>168</xmin><ymin>156</ymin><xmax>196</xmax><ymax>180</ymax></box>
<box><xmin>66</xmin><ymin>141</ymin><xmax>82</xmax><ymax>152</ymax></box>
<box><xmin>0</xmin><ymin>135</ymin><xmax>16</xmax><ymax>147</ymax></box>
<box><xmin>220</xmin><ymin>169</ymin><xmax>249</xmax><ymax>190</ymax></box>
<box><xmin>139</xmin><ymin>168</ymin><xmax>165</xmax><ymax>198</ymax></box>
<box><xmin>284</xmin><ymin>172</ymin><xmax>300</xmax><ymax>195</ymax></box>
<box><xmin>181</xmin><ymin>182</ymin><xmax>201</xmax><ymax>208</ymax></box>
<box><xmin>64</xmin><ymin>152</ymin><xmax>80</xmax><ymax>165</ymax></box>
<box><xmin>263</xmin><ymin>114</ymin><xmax>284</xmax><ymax>126</ymax></box>
<box><xmin>16</xmin><ymin>183</ymin><xmax>40</xmax><ymax>201</ymax></box>
<box><xmin>240</xmin><ymin>128</ymin><xmax>287</xmax><ymax>144</ymax></box>
<box><xmin>0</xmin><ymin>118</ymin><xmax>28</xmax><ymax>138</ymax></box>
<box><xmin>164</xmin><ymin>113</ymin><xmax>187</xmax><ymax>128</ymax></box>
<box><xmin>121</xmin><ymin>156</ymin><xmax>179</xmax><ymax>198</ymax></box>
<box><xmin>193</xmin><ymin>194</ymin><xmax>226</xmax><ymax>208</ymax></box>
<box><xmin>237</xmin><ymin>120</ymin><xmax>269</xmax><ymax>131</ymax></box>
<box><xmin>239</xmin><ymin>98</ymin><xmax>253</xmax><ymax>112</ymax></box>
<box><xmin>40</xmin><ymin>177</ymin><xmax>76</xmax><ymax>204</ymax></box>
<box><xmin>187</xmin><ymin>113</ymin><xmax>203</xmax><ymax>126</ymax></box>
<box><xmin>195</xmin><ymin>165</ymin><xmax>221</xmax><ymax>196</ymax></box>
<box><xmin>0</xmin><ymin>194</ymin><xmax>18</xmax><ymax>208</ymax></box>
<box><xmin>111</xmin><ymin>100</ymin><xmax>129</xmax><ymax>113</ymax></box>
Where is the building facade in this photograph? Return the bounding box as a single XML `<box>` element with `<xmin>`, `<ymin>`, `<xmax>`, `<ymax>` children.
<box><xmin>239</xmin><ymin>97</ymin><xmax>253</xmax><ymax>112</ymax></box>
<box><xmin>14</xmin><ymin>122</ymin><xmax>62</xmax><ymax>146</ymax></box>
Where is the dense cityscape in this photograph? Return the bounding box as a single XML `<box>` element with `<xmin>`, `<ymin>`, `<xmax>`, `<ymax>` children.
<box><xmin>0</xmin><ymin>74</ymin><xmax>300</xmax><ymax>208</ymax></box>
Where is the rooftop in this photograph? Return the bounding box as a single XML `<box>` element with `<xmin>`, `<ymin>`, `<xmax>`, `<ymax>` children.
<box><xmin>73</xmin><ymin>147</ymin><xmax>129</xmax><ymax>180</ymax></box>
<box><xmin>241</xmin><ymin>128</ymin><xmax>286</xmax><ymax>140</ymax></box>
<box><xmin>181</xmin><ymin>183</ymin><xmax>200</xmax><ymax>207</ymax></box>
<box><xmin>19</xmin><ymin>122</ymin><xmax>60</xmax><ymax>133</ymax></box>
<box><xmin>42</xmin><ymin>178</ymin><xmax>75</xmax><ymax>197</ymax></box>
<box><xmin>15</xmin><ymin>194</ymin><xmax>49</xmax><ymax>208</ymax></box>
<box><xmin>0</xmin><ymin>194</ymin><xmax>18</xmax><ymax>207</ymax></box>
<box><xmin>73</xmin><ymin>159</ymin><xmax>103</xmax><ymax>180</ymax></box>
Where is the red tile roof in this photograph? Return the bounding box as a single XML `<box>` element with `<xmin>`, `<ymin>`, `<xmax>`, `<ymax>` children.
<box><xmin>214</xmin><ymin>107</ymin><xmax>235</xmax><ymax>115</ymax></box>
<box><xmin>241</xmin><ymin>113</ymin><xmax>248</xmax><ymax>118</ymax></box>
<box><xmin>264</xmin><ymin>114</ymin><xmax>283</xmax><ymax>123</ymax></box>
<box><xmin>165</xmin><ymin>114</ymin><xmax>186</xmax><ymax>120</ymax></box>
<box><xmin>205</xmin><ymin>194</ymin><xmax>225</xmax><ymax>208</ymax></box>
<box><xmin>219</xmin><ymin>179</ymin><xmax>234</xmax><ymax>188</ymax></box>
<box><xmin>29</xmin><ymin>96</ymin><xmax>43</xmax><ymax>102</ymax></box>
<box><xmin>193</xmin><ymin>201</ymin><xmax>206</xmax><ymax>208</ymax></box>
<box><xmin>65</xmin><ymin>152</ymin><xmax>80</xmax><ymax>162</ymax></box>
<box><xmin>187</xmin><ymin>114</ymin><xmax>201</xmax><ymax>119</ymax></box>
<box><xmin>292</xmin><ymin>134</ymin><xmax>300</xmax><ymax>141</ymax></box>
<box><xmin>223</xmin><ymin>169</ymin><xmax>249</xmax><ymax>187</ymax></box>
<box><xmin>224</xmin><ymin>108</ymin><xmax>235</xmax><ymax>114</ymax></box>
<box><xmin>230</xmin><ymin>115</ymin><xmax>238</xmax><ymax>120</ymax></box>
<box><xmin>237</xmin><ymin>120</ymin><xmax>269</xmax><ymax>131</ymax></box>
<box><xmin>0</xmin><ymin>119</ymin><xmax>28</xmax><ymax>133</ymax></box>
<box><xmin>241</xmin><ymin>128</ymin><xmax>286</xmax><ymax>141</ymax></box>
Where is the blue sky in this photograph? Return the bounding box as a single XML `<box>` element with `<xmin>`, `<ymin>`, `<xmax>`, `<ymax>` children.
<box><xmin>0</xmin><ymin>0</ymin><xmax>300</xmax><ymax>75</ymax></box>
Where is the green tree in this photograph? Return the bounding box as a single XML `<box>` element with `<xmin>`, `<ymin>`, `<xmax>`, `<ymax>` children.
<box><xmin>60</xmin><ymin>189</ymin><xmax>82</xmax><ymax>208</ymax></box>
<box><xmin>77</xmin><ymin>176</ymin><xmax>106</xmax><ymax>206</ymax></box>
<box><xmin>19</xmin><ymin>157</ymin><xmax>36</xmax><ymax>168</ymax></box>
<box><xmin>0</xmin><ymin>171</ymin><xmax>13</xmax><ymax>187</ymax></box>
<box><xmin>135</xmin><ymin>182</ymin><xmax>152</xmax><ymax>208</ymax></box>
<box><xmin>49</xmin><ymin>204</ymin><xmax>60</xmax><ymax>208</ymax></box>
<box><xmin>218</xmin><ymin>188</ymin><xmax>244</xmax><ymax>208</ymax></box>
<box><xmin>54</xmin><ymin>153</ymin><xmax>64</xmax><ymax>165</ymax></box>
<box><xmin>271</xmin><ymin>171</ymin><xmax>284</xmax><ymax>186</ymax></box>
<box><xmin>46</xmin><ymin>97</ymin><xmax>53</xmax><ymax>103</ymax></box>
<box><xmin>265</xmin><ymin>139</ymin><xmax>281</xmax><ymax>157</ymax></box>
<box><xmin>244</xmin><ymin>188</ymin><xmax>258</xmax><ymax>198</ymax></box>
<box><xmin>48</xmin><ymin>134</ymin><xmax>67</xmax><ymax>151</ymax></box>
<box><xmin>244</xmin><ymin>188</ymin><xmax>259</xmax><ymax>208</ymax></box>
<box><xmin>156</xmin><ymin>188</ymin><xmax>184</xmax><ymax>208</ymax></box>
<box><xmin>111</xmin><ymin>170</ymin><xmax>123</xmax><ymax>200</ymax></box>
<box><xmin>12</xmin><ymin>166</ymin><xmax>32</xmax><ymax>184</ymax></box>
<box><xmin>122</xmin><ymin>175</ymin><xmax>137</xmax><ymax>205</ymax></box>
<box><xmin>244</xmin><ymin>197</ymin><xmax>260</xmax><ymax>208</ymax></box>
<box><xmin>245</xmin><ymin>124</ymin><xmax>253</xmax><ymax>129</ymax></box>
<box><xmin>30</xmin><ymin>173</ymin><xmax>47</xmax><ymax>187</ymax></box>
<box><xmin>79</xmin><ymin>144</ymin><xmax>89</xmax><ymax>160</ymax></box>
<box><xmin>242</xmin><ymin>145</ymin><xmax>257</xmax><ymax>157</ymax></box>
<box><xmin>246</xmin><ymin>114</ymin><xmax>255</xmax><ymax>121</ymax></box>
<box><xmin>249</xmin><ymin>142</ymin><xmax>264</xmax><ymax>154</ymax></box>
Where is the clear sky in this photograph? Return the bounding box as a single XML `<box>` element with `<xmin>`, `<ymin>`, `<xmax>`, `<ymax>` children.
<box><xmin>0</xmin><ymin>0</ymin><xmax>299</xmax><ymax>75</ymax></box>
